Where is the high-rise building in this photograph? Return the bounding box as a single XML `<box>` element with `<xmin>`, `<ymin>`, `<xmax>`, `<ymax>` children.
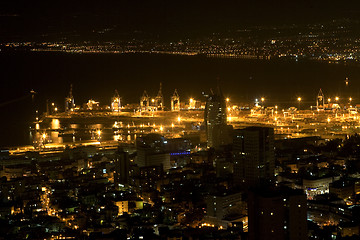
<box><xmin>171</xmin><ymin>89</ymin><xmax>180</xmax><ymax>111</ymax></box>
<box><xmin>140</xmin><ymin>90</ymin><xmax>150</xmax><ymax>111</ymax></box>
<box><xmin>248</xmin><ymin>187</ymin><xmax>308</xmax><ymax>240</ymax></box>
<box><xmin>233</xmin><ymin>127</ymin><xmax>275</xmax><ymax>188</ymax></box>
<box><xmin>212</xmin><ymin>124</ymin><xmax>233</xmax><ymax>150</ymax></box>
<box><xmin>136</xmin><ymin>150</ymin><xmax>170</xmax><ymax>171</ymax></box>
<box><xmin>111</xmin><ymin>90</ymin><xmax>121</xmax><ymax>112</ymax></box>
<box><xmin>155</xmin><ymin>83</ymin><xmax>164</xmax><ymax>110</ymax></box>
<box><xmin>135</xmin><ymin>134</ymin><xmax>170</xmax><ymax>171</ymax></box>
<box><xmin>114</xmin><ymin>148</ymin><xmax>130</xmax><ymax>186</ymax></box>
<box><xmin>65</xmin><ymin>84</ymin><xmax>75</xmax><ymax>112</ymax></box>
<box><xmin>204</xmin><ymin>88</ymin><xmax>228</xmax><ymax>148</ymax></box>
<box><xmin>316</xmin><ymin>89</ymin><xmax>324</xmax><ymax>110</ymax></box>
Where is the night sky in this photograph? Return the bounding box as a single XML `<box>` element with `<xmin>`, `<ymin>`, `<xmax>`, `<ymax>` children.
<box><xmin>1</xmin><ymin>0</ymin><xmax>360</xmax><ymax>41</ymax></box>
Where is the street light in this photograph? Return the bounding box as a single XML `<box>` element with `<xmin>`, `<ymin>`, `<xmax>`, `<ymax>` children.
<box><xmin>42</xmin><ymin>133</ymin><xmax>47</xmax><ymax>146</ymax></box>
<box><xmin>297</xmin><ymin>97</ymin><xmax>302</xmax><ymax>110</ymax></box>
<box><xmin>259</xmin><ymin>97</ymin><xmax>265</xmax><ymax>114</ymax></box>
<box><xmin>97</xmin><ymin>130</ymin><xmax>101</xmax><ymax>141</ymax></box>
<box><xmin>261</xmin><ymin>98</ymin><xmax>265</xmax><ymax>110</ymax></box>
<box><xmin>189</xmin><ymin>98</ymin><xmax>194</xmax><ymax>109</ymax></box>
<box><xmin>335</xmin><ymin>96</ymin><xmax>339</xmax><ymax>102</ymax></box>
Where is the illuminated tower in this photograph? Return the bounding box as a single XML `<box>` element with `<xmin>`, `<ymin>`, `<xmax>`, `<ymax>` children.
<box><xmin>171</xmin><ymin>89</ymin><xmax>180</xmax><ymax>111</ymax></box>
<box><xmin>204</xmin><ymin>87</ymin><xmax>228</xmax><ymax>148</ymax></box>
<box><xmin>65</xmin><ymin>84</ymin><xmax>75</xmax><ymax>112</ymax></box>
<box><xmin>155</xmin><ymin>83</ymin><xmax>164</xmax><ymax>110</ymax></box>
<box><xmin>316</xmin><ymin>88</ymin><xmax>324</xmax><ymax>110</ymax></box>
<box><xmin>140</xmin><ymin>90</ymin><xmax>150</xmax><ymax>111</ymax></box>
<box><xmin>111</xmin><ymin>90</ymin><xmax>121</xmax><ymax>112</ymax></box>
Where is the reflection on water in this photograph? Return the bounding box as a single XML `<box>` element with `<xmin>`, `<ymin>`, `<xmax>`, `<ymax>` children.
<box><xmin>114</xmin><ymin>134</ymin><xmax>121</xmax><ymax>141</ymax></box>
<box><xmin>113</xmin><ymin>133</ymin><xmax>137</xmax><ymax>142</ymax></box>
<box><xmin>70</xmin><ymin>124</ymin><xmax>79</xmax><ymax>129</ymax></box>
<box><xmin>31</xmin><ymin>118</ymin><xmax>156</xmax><ymax>147</ymax></box>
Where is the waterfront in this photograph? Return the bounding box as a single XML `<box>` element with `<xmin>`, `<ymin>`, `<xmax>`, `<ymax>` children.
<box><xmin>5</xmin><ymin>106</ymin><xmax>359</xmax><ymax>159</ymax></box>
<box><xmin>2</xmin><ymin>51</ymin><xmax>360</xmax><ymax>147</ymax></box>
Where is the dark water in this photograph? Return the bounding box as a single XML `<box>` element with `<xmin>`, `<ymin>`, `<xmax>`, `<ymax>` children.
<box><xmin>1</xmin><ymin>51</ymin><xmax>360</xmax><ymax>147</ymax></box>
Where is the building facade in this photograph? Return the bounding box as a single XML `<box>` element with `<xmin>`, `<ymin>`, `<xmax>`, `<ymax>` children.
<box><xmin>204</xmin><ymin>88</ymin><xmax>228</xmax><ymax>148</ymax></box>
<box><xmin>248</xmin><ymin>187</ymin><xmax>308</xmax><ymax>240</ymax></box>
<box><xmin>233</xmin><ymin>127</ymin><xmax>275</xmax><ymax>188</ymax></box>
